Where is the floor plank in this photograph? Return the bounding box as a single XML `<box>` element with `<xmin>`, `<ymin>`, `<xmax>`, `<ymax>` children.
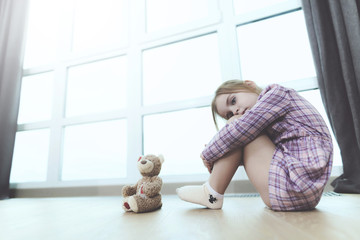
<box><xmin>0</xmin><ymin>193</ymin><xmax>359</xmax><ymax>240</ymax></box>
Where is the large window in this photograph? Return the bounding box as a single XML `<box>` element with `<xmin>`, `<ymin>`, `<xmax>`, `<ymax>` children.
<box><xmin>237</xmin><ymin>11</ymin><xmax>316</xmax><ymax>86</ymax></box>
<box><xmin>11</xmin><ymin>0</ymin><xmax>342</xmax><ymax>189</ymax></box>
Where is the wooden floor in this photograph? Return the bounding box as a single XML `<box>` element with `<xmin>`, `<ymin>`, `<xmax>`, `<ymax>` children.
<box><xmin>1</xmin><ymin>193</ymin><xmax>359</xmax><ymax>240</ymax></box>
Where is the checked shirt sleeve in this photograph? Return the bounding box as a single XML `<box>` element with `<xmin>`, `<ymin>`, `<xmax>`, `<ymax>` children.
<box><xmin>202</xmin><ymin>85</ymin><xmax>290</xmax><ymax>163</ymax></box>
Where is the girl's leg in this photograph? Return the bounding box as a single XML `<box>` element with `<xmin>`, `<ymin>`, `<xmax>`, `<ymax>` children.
<box><xmin>176</xmin><ymin>149</ymin><xmax>243</xmax><ymax>209</ymax></box>
<box><xmin>242</xmin><ymin>134</ymin><xmax>275</xmax><ymax>207</ymax></box>
<box><xmin>208</xmin><ymin>149</ymin><xmax>243</xmax><ymax>194</ymax></box>
<box><xmin>177</xmin><ymin>133</ymin><xmax>275</xmax><ymax>209</ymax></box>
<box><xmin>208</xmin><ymin>134</ymin><xmax>274</xmax><ymax>207</ymax></box>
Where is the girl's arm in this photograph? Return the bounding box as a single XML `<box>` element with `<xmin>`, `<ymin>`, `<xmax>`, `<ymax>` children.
<box><xmin>202</xmin><ymin>85</ymin><xmax>290</xmax><ymax>163</ymax></box>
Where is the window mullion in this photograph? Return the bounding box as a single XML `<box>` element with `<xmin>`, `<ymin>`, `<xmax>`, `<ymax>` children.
<box><xmin>125</xmin><ymin>0</ymin><xmax>146</xmax><ymax>183</ymax></box>
<box><xmin>46</xmin><ymin>3</ymin><xmax>74</xmax><ymax>184</ymax></box>
<box><xmin>46</xmin><ymin>65</ymin><xmax>67</xmax><ymax>184</ymax></box>
<box><xmin>217</xmin><ymin>0</ymin><xmax>242</xmax><ymax>81</ymax></box>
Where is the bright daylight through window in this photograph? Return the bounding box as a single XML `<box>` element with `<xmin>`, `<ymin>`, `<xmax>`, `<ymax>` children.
<box><xmin>10</xmin><ymin>0</ymin><xmax>342</xmax><ymax>189</ymax></box>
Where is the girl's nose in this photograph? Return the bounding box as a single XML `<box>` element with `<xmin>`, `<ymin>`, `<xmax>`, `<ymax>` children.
<box><xmin>233</xmin><ymin>108</ymin><xmax>240</xmax><ymax>115</ymax></box>
<box><xmin>233</xmin><ymin>107</ymin><xmax>245</xmax><ymax>116</ymax></box>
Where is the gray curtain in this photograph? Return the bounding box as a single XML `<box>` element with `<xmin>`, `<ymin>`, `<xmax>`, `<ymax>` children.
<box><xmin>302</xmin><ymin>0</ymin><xmax>360</xmax><ymax>193</ymax></box>
<box><xmin>0</xmin><ymin>0</ymin><xmax>29</xmax><ymax>199</ymax></box>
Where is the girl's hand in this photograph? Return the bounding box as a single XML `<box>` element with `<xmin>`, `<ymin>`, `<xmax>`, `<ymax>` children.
<box><xmin>201</xmin><ymin>153</ymin><xmax>213</xmax><ymax>173</ymax></box>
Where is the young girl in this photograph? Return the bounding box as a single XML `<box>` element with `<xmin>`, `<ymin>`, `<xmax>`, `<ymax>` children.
<box><xmin>177</xmin><ymin>80</ymin><xmax>333</xmax><ymax>211</ymax></box>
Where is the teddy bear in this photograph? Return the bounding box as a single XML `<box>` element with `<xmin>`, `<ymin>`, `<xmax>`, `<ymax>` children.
<box><xmin>122</xmin><ymin>154</ymin><xmax>164</xmax><ymax>213</ymax></box>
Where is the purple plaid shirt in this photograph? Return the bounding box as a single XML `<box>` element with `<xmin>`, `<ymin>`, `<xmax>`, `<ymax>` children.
<box><xmin>202</xmin><ymin>84</ymin><xmax>333</xmax><ymax>211</ymax></box>
<box><xmin>202</xmin><ymin>84</ymin><xmax>331</xmax><ymax>162</ymax></box>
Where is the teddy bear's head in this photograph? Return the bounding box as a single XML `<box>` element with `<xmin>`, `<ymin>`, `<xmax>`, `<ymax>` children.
<box><xmin>137</xmin><ymin>154</ymin><xmax>164</xmax><ymax>177</ymax></box>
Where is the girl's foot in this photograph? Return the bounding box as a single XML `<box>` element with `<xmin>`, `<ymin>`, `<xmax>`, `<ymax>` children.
<box><xmin>176</xmin><ymin>182</ymin><xmax>223</xmax><ymax>209</ymax></box>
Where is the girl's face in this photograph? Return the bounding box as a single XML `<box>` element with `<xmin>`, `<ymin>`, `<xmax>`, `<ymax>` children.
<box><xmin>215</xmin><ymin>91</ymin><xmax>259</xmax><ymax>120</ymax></box>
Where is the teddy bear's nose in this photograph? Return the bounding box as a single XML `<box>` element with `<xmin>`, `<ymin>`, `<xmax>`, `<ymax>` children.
<box><xmin>141</xmin><ymin>160</ymin><xmax>147</xmax><ymax>165</ymax></box>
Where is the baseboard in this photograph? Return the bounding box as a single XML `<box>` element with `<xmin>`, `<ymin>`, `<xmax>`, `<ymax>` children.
<box><xmin>9</xmin><ymin>176</ymin><xmax>336</xmax><ymax>198</ymax></box>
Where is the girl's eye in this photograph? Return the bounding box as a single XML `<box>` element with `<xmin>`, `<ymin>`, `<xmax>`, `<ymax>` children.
<box><xmin>231</xmin><ymin>97</ymin><xmax>236</xmax><ymax>105</ymax></box>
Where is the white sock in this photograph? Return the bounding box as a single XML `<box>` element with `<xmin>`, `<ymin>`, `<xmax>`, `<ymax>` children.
<box><xmin>176</xmin><ymin>182</ymin><xmax>224</xmax><ymax>209</ymax></box>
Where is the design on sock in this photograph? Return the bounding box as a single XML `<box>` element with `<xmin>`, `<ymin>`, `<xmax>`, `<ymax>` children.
<box><xmin>209</xmin><ymin>194</ymin><xmax>217</xmax><ymax>204</ymax></box>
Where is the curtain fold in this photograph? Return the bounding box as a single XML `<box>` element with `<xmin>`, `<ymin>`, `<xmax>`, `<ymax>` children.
<box><xmin>302</xmin><ymin>0</ymin><xmax>360</xmax><ymax>193</ymax></box>
<box><xmin>0</xmin><ymin>0</ymin><xmax>29</xmax><ymax>199</ymax></box>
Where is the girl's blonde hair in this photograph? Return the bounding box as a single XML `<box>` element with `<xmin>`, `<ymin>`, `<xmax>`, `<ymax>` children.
<box><xmin>211</xmin><ymin>80</ymin><xmax>262</xmax><ymax>130</ymax></box>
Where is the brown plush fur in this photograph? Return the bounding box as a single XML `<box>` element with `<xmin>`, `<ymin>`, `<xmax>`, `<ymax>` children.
<box><xmin>122</xmin><ymin>154</ymin><xmax>164</xmax><ymax>213</ymax></box>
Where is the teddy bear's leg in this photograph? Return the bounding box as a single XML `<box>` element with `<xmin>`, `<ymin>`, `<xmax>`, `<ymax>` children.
<box><xmin>122</xmin><ymin>197</ymin><xmax>133</xmax><ymax>212</ymax></box>
<box><xmin>132</xmin><ymin>195</ymin><xmax>162</xmax><ymax>213</ymax></box>
<box><xmin>127</xmin><ymin>196</ymin><xmax>139</xmax><ymax>212</ymax></box>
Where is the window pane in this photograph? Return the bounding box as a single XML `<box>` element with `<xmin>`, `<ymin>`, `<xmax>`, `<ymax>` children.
<box><xmin>143</xmin><ymin>107</ymin><xmax>217</xmax><ymax>175</ymax></box>
<box><xmin>237</xmin><ymin>11</ymin><xmax>316</xmax><ymax>87</ymax></box>
<box><xmin>10</xmin><ymin>129</ymin><xmax>50</xmax><ymax>183</ymax></box>
<box><xmin>146</xmin><ymin>0</ymin><xmax>209</xmax><ymax>32</ymax></box>
<box><xmin>233</xmin><ymin>0</ymin><xmax>288</xmax><ymax>15</ymax></box>
<box><xmin>23</xmin><ymin>0</ymin><xmax>62</xmax><ymax>68</ymax></box>
<box><xmin>72</xmin><ymin>0</ymin><xmax>128</xmax><ymax>52</ymax></box>
<box><xmin>61</xmin><ymin>120</ymin><xmax>127</xmax><ymax>180</ymax></box>
<box><xmin>17</xmin><ymin>72</ymin><xmax>53</xmax><ymax>124</ymax></box>
<box><xmin>298</xmin><ymin>90</ymin><xmax>341</xmax><ymax>166</ymax></box>
<box><xmin>143</xmin><ymin>34</ymin><xmax>222</xmax><ymax>105</ymax></box>
<box><xmin>66</xmin><ymin>56</ymin><xmax>127</xmax><ymax>117</ymax></box>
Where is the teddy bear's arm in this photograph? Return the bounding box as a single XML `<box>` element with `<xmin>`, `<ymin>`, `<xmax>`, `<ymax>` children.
<box><xmin>143</xmin><ymin>177</ymin><xmax>162</xmax><ymax>198</ymax></box>
<box><xmin>122</xmin><ymin>184</ymin><xmax>138</xmax><ymax>197</ymax></box>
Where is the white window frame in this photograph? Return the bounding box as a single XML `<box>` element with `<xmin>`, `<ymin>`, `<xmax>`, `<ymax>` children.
<box><xmin>11</xmin><ymin>0</ymin><xmax>342</xmax><ymax>191</ymax></box>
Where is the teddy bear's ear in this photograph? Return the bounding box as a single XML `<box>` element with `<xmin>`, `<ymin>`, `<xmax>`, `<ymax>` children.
<box><xmin>158</xmin><ymin>154</ymin><xmax>164</xmax><ymax>164</ymax></box>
